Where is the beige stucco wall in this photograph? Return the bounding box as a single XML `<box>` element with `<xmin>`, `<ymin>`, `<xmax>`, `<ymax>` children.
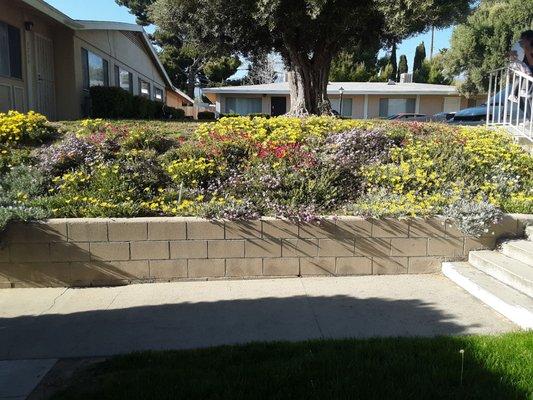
<box><xmin>72</xmin><ymin>30</ymin><xmax>167</xmax><ymax>118</ymax></box>
<box><xmin>1</xmin><ymin>0</ymin><xmax>170</xmax><ymax>120</ymax></box>
<box><xmin>210</xmin><ymin>92</ymin><xmax>482</xmax><ymax>119</ymax></box>
<box><xmin>0</xmin><ymin>0</ymin><xmax>60</xmax><ymax>114</ymax></box>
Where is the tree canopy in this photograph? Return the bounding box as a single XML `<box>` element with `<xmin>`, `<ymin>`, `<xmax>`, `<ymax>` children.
<box><xmin>150</xmin><ymin>0</ymin><xmax>473</xmax><ymax>114</ymax></box>
<box><xmin>116</xmin><ymin>0</ymin><xmax>239</xmax><ymax>98</ymax></box>
<box><xmin>445</xmin><ymin>0</ymin><xmax>533</xmax><ymax>97</ymax></box>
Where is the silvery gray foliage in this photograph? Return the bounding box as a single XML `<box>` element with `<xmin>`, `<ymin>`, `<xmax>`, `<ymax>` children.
<box><xmin>0</xmin><ymin>166</ymin><xmax>48</xmax><ymax>232</ymax></box>
<box><xmin>443</xmin><ymin>199</ymin><xmax>503</xmax><ymax>237</ymax></box>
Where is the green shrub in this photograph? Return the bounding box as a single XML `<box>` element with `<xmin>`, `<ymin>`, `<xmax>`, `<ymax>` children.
<box><xmin>197</xmin><ymin>111</ymin><xmax>216</xmax><ymax>120</ymax></box>
<box><xmin>89</xmin><ymin>87</ymin><xmax>184</xmax><ymax>120</ymax></box>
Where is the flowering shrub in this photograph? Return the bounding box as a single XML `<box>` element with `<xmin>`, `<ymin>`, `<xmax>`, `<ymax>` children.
<box><xmin>0</xmin><ymin>111</ymin><xmax>57</xmax><ymax>147</ymax></box>
<box><xmin>0</xmin><ymin>115</ymin><xmax>531</xmax><ymax>234</ymax></box>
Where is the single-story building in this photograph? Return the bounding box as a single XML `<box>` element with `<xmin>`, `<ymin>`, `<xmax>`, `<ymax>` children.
<box><xmin>0</xmin><ymin>0</ymin><xmax>193</xmax><ymax>120</ymax></box>
<box><xmin>203</xmin><ymin>81</ymin><xmax>485</xmax><ymax>119</ymax></box>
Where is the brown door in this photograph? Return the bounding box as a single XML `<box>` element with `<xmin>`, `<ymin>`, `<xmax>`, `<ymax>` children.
<box><xmin>271</xmin><ymin>96</ymin><xmax>287</xmax><ymax>116</ymax></box>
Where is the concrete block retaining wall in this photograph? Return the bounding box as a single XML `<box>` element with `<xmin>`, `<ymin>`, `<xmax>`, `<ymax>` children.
<box><xmin>0</xmin><ymin>215</ymin><xmax>530</xmax><ymax>288</ymax></box>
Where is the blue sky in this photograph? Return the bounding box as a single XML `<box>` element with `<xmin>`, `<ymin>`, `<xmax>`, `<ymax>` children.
<box><xmin>47</xmin><ymin>0</ymin><xmax>454</xmax><ymax>77</ymax></box>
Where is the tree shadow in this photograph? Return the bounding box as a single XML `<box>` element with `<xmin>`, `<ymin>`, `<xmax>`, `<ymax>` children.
<box><xmin>0</xmin><ymin>293</ymin><xmax>502</xmax><ymax>361</ymax></box>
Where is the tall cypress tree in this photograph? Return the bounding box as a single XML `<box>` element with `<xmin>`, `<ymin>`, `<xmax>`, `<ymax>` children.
<box><xmin>397</xmin><ymin>54</ymin><xmax>408</xmax><ymax>80</ymax></box>
<box><xmin>413</xmin><ymin>42</ymin><xmax>427</xmax><ymax>82</ymax></box>
<box><xmin>389</xmin><ymin>43</ymin><xmax>398</xmax><ymax>81</ymax></box>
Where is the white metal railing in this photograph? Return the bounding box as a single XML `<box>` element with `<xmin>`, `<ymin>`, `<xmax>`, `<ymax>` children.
<box><xmin>487</xmin><ymin>66</ymin><xmax>533</xmax><ymax>141</ymax></box>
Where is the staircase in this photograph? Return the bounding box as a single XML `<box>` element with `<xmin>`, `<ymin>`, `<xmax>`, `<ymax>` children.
<box><xmin>443</xmin><ymin>226</ymin><xmax>533</xmax><ymax>329</ymax></box>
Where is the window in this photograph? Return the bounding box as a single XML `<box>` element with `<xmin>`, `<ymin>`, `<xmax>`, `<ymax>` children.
<box><xmin>154</xmin><ymin>87</ymin><xmax>163</xmax><ymax>101</ymax></box>
<box><xmin>379</xmin><ymin>98</ymin><xmax>416</xmax><ymax>117</ymax></box>
<box><xmin>331</xmin><ymin>98</ymin><xmax>353</xmax><ymax>118</ymax></box>
<box><xmin>82</xmin><ymin>48</ymin><xmax>108</xmax><ymax>89</ymax></box>
<box><xmin>114</xmin><ymin>65</ymin><xmax>133</xmax><ymax>93</ymax></box>
<box><xmin>139</xmin><ymin>79</ymin><xmax>150</xmax><ymax>97</ymax></box>
<box><xmin>0</xmin><ymin>22</ymin><xmax>22</xmax><ymax>79</ymax></box>
<box><xmin>225</xmin><ymin>97</ymin><xmax>262</xmax><ymax>115</ymax></box>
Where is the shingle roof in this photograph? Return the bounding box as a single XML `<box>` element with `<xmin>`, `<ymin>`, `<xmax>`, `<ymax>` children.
<box><xmin>204</xmin><ymin>81</ymin><xmax>459</xmax><ymax>96</ymax></box>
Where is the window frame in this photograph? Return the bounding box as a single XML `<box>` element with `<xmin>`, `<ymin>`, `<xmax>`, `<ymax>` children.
<box><xmin>81</xmin><ymin>48</ymin><xmax>109</xmax><ymax>90</ymax></box>
<box><xmin>139</xmin><ymin>78</ymin><xmax>151</xmax><ymax>98</ymax></box>
<box><xmin>154</xmin><ymin>87</ymin><xmax>164</xmax><ymax>102</ymax></box>
<box><xmin>225</xmin><ymin>96</ymin><xmax>263</xmax><ymax>115</ymax></box>
<box><xmin>114</xmin><ymin>64</ymin><xmax>133</xmax><ymax>93</ymax></box>
<box><xmin>0</xmin><ymin>22</ymin><xmax>22</xmax><ymax>80</ymax></box>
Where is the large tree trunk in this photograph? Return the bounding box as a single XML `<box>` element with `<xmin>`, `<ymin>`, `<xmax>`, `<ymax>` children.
<box><xmin>286</xmin><ymin>50</ymin><xmax>333</xmax><ymax>116</ymax></box>
<box><xmin>186</xmin><ymin>68</ymin><xmax>196</xmax><ymax>99</ymax></box>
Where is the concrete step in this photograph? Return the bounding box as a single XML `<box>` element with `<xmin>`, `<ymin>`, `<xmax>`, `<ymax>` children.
<box><xmin>469</xmin><ymin>250</ymin><xmax>533</xmax><ymax>297</ymax></box>
<box><xmin>526</xmin><ymin>226</ymin><xmax>533</xmax><ymax>241</ymax></box>
<box><xmin>442</xmin><ymin>262</ymin><xmax>533</xmax><ymax>329</ymax></box>
<box><xmin>501</xmin><ymin>240</ymin><xmax>533</xmax><ymax>266</ymax></box>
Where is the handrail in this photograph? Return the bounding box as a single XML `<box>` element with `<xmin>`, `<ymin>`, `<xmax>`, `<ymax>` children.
<box><xmin>486</xmin><ymin>66</ymin><xmax>532</xmax><ymax>142</ymax></box>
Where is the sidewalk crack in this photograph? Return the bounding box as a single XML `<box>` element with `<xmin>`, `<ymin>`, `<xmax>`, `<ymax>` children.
<box><xmin>299</xmin><ymin>279</ymin><xmax>325</xmax><ymax>339</ymax></box>
<box><xmin>38</xmin><ymin>288</ymin><xmax>69</xmax><ymax>316</ymax></box>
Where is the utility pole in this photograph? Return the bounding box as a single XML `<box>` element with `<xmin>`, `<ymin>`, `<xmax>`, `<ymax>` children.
<box><xmin>430</xmin><ymin>26</ymin><xmax>435</xmax><ymax>59</ymax></box>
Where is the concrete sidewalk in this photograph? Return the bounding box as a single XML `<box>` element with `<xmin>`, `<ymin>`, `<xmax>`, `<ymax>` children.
<box><xmin>0</xmin><ymin>275</ymin><xmax>517</xmax><ymax>361</ymax></box>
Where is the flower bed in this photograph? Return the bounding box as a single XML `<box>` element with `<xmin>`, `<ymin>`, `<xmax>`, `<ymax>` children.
<box><xmin>1</xmin><ymin>112</ymin><xmax>532</xmax><ymax>236</ymax></box>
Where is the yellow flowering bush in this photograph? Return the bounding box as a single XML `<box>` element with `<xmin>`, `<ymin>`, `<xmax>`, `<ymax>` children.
<box><xmin>165</xmin><ymin>157</ymin><xmax>218</xmax><ymax>187</ymax></box>
<box><xmin>0</xmin><ymin>111</ymin><xmax>55</xmax><ymax>146</ymax></box>
<box><xmin>360</xmin><ymin>127</ymin><xmax>533</xmax><ymax>214</ymax></box>
<box><xmin>195</xmin><ymin>116</ymin><xmax>377</xmax><ymax>145</ymax></box>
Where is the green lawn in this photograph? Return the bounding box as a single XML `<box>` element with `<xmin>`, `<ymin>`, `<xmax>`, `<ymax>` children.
<box><xmin>52</xmin><ymin>332</ymin><xmax>532</xmax><ymax>400</ymax></box>
<box><xmin>54</xmin><ymin>119</ymin><xmax>202</xmax><ymax>137</ymax></box>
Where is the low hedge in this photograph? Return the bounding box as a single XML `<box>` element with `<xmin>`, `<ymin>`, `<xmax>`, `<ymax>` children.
<box><xmin>89</xmin><ymin>87</ymin><xmax>185</xmax><ymax>120</ymax></box>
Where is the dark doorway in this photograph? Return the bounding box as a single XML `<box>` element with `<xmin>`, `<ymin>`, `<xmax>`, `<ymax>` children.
<box><xmin>271</xmin><ymin>97</ymin><xmax>287</xmax><ymax>116</ymax></box>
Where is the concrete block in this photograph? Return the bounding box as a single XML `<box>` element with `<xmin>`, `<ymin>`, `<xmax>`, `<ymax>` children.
<box><xmin>50</xmin><ymin>242</ymin><xmax>90</xmax><ymax>262</ymax></box>
<box><xmin>336</xmin><ymin>257</ymin><xmax>372</xmax><ymax>275</ymax></box>
<box><xmin>409</xmin><ymin>257</ymin><xmax>442</xmax><ymax>274</ymax></box>
<box><xmin>0</xmin><ymin>262</ymin><xmax>71</xmax><ymax>285</ymax></box>
<box><xmin>300</xmin><ymin>257</ymin><xmax>335</xmax><ymax>276</ymax></box>
<box><xmin>372</xmin><ymin>257</ymin><xmax>408</xmax><ymax>275</ymax></box>
<box><xmin>445</xmin><ymin>221</ymin><xmax>465</xmax><ymax>238</ymax></box>
<box><xmin>0</xmin><ymin>245</ymin><xmax>9</xmax><ymax>263</ymax></box>
<box><xmin>188</xmin><ymin>259</ymin><xmax>225</xmax><ymax>278</ymax></box>
<box><xmin>68</xmin><ymin>220</ymin><xmax>108</xmax><ymax>242</ymax></box>
<box><xmin>334</xmin><ymin>217</ymin><xmax>372</xmax><ymax>238</ymax></box>
<box><xmin>149</xmin><ymin>259</ymin><xmax>187</xmax><ymax>279</ymax></box>
<box><xmin>263</xmin><ymin>258</ymin><xmax>299</xmax><ymax>276</ymax></box>
<box><xmin>170</xmin><ymin>241</ymin><xmax>207</xmax><ymax>259</ymax></box>
<box><xmin>408</xmin><ymin>218</ymin><xmax>446</xmax><ymax>237</ymax></box>
<box><xmin>318</xmin><ymin>239</ymin><xmax>354</xmax><ymax>257</ymax></box>
<box><xmin>108</xmin><ymin>220</ymin><xmax>147</xmax><ymax>241</ymax></box>
<box><xmin>107</xmin><ymin>260</ymin><xmax>150</xmax><ymax>279</ymax></box>
<box><xmin>282</xmin><ymin>239</ymin><xmax>318</xmax><ymax>257</ymax></box>
<box><xmin>428</xmin><ymin>237</ymin><xmax>464</xmax><ymax>257</ymax></box>
<box><xmin>464</xmin><ymin>237</ymin><xmax>496</xmax><ymax>253</ymax></box>
<box><xmin>225</xmin><ymin>258</ymin><xmax>262</xmax><ymax>277</ymax></box>
<box><xmin>131</xmin><ymin>241</ymin><xmax>169</xmax><ymax>260</ymax></box>
<box><xmin>9</xmin><ymin>244</ymin><xmax>49</xmax><ymax>263</ymax></box>
<box><xmin>4</xmin><ymin>220</ymin><xmax>67</xmax><ymax>243</ymax></box>
<box><xmin>298</xmin><ymin>220</ymin><xmax>337</xmax><ymax>239</ymax></box>
<box><xmin>391</xmin><ymin>238</ymin><xmax>427</xmax><ymax>256</ymax></box>
<box><xmin>245</xmin><ymin>239</ymin><xmax>282</xmax><ymax>258</ymax></box>
<box><xmin>69</xmin><ymin>261</ymin><xmax>131</xmax><ymax>286</ymax></box>
<box><xmin>187</xmin><ymin>219</ymin><xmax>224</xmax><ymax>239</ymax></box>
<box><xmin>208</xmin><ymin>240</ymin><xmax>244</xmax><ymax>258</ymax></box>
<box><xmin>371</xmin><ymin>218</ymin><xmax>409</xmax><ymax>238</ymax></box>
<box><xmin>485</xmin><ymin>214</ymin><xmax>518</xmax><ymax>238</ymax></box>
<box><xmin>147</xmin><ymin>219</ymin><xmax>186</xmax><ymax>240</ymax></box>
<box><xmin>354</xmin><ymin>238</ymin><xmax>390</xmax><ymax>258</ymax></box>
<box><xmin>225</xmin><ymin>221</ymin><xmax>262</xmax><ymax>239</ymax></box>
<box><xmin>262</xmin><ymin>219</ymin><xmax>298</xmax><ymax>239</ymax></box>
<box><xmin>90</xmin><ymin>242</ymin><xmax>130</xmax><ymax>261</ymax></box>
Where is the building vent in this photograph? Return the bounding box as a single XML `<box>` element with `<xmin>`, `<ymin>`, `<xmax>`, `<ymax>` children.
<box><xmin>400</xmin><ymin>73</ymin><xmax>413</xmax><ymax>83</ymax></box>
